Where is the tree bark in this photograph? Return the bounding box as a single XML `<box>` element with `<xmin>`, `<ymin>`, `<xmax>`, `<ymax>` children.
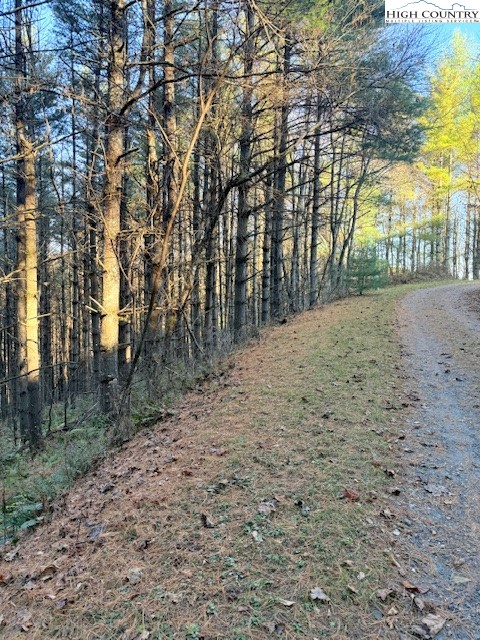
<box><xmin>100</xmin><ymin>0</ymin><xmax>126</xmax><ymax>413</ymax></box>
<box><xmin>15</xmin><ymin>0</ymin><xmax>42</xmax><ymax>447</ymax></box>
<box><xmin>233</xmin><ymin>1</ymin><xmax>255</xmax><ymax>342</ymax></box>
<box><xmin>309</xmin><ymin>95</ymin><xmax>322</xmax><ymax>307</ymax></box>
<box><xmin>261</xmin><ymin>177</ymin><xmax>272</xmax><ymax>324</ymax></box>
<box><xmin>271</xmin><ymin>38</ymin><xmax>291</xmax><ymax>319</ymax></box>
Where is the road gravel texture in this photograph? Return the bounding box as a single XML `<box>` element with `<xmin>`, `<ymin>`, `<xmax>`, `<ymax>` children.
<box><xmin>397</xmin><ymin>284</ymin><xmax>480</xmax><ymax>640</ymax></box>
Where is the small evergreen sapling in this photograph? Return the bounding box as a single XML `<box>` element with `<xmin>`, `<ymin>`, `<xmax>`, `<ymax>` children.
<box><xmin>347</xmin><ymin>246</ymin><xmax>389</xmax><ymax>294</ymax></box>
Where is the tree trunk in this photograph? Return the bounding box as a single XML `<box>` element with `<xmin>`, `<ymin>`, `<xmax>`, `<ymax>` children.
<box><xmin>309</xmin><ymin>95</ymin><xmax>322</xmax><ymax>307</ymax></box>
<box><xmin>203</xmin><ymin>2</ymin><xmax>220</xmax><ymax>349</ymax></box>
<box><xmin>261</xmin><ymin>178</ymin><xmax>272</xmax><ymax>324</ymax></box>
<box><xmin>233</xmin><ymin>1</ymin><xmax>254</xmax><ymax>342</ymax></box>
<box><xmin>144</xmin><ymin>0</ymin><xmax>159</xmax><ymax>360</ymax></box>
<box><xmin>159</xmin><ymin>0</ymin><xmax>179</xmax><ymax>361</ymax></box>
<box><xmin>15</xmin><ymin>0</ymin><xmax>42</xmax><ymax>447</ymax></box>
<box><xmin>271</xmin><ymin>38</ymin><xmax>291</xmax><ymax>319</ymax></box>
<box><xmin>100</xmin><ymin>0</ymin><xmax>126</xmax><ymax>413</ymax></box>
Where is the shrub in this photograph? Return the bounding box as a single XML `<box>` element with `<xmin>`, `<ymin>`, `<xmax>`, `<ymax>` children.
<box><xmin>346</xmin><ymin>246</ymin><xmax>390</xmax><ymax>294</ymax></box>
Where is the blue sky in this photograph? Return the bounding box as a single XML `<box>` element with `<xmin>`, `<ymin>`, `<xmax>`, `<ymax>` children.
<box><xmin>435</xmin><ymin>22</ymin><xmax>480</xmax><ymax>43</ymax></box>
<box><xmin>430</xmin><ymin>23</ymin><xmax>480</xmax><ymax>67</ymax></box>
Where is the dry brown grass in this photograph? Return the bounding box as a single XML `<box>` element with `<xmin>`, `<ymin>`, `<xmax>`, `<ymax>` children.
<box><xmin>0</xmin><ymin>285</ymin><xmax>442</xmax><ymax>639</ymax></box>
<box><xmin>390</xmin><ymin>265</ymin><xmax>452</xmax><ymax>286</ymax></box>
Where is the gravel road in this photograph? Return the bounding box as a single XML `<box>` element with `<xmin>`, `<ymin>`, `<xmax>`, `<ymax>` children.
<box><xmin>397</xmin><ymin>284</ymin><xmax>480</xmax><ymax>640</ymax></box>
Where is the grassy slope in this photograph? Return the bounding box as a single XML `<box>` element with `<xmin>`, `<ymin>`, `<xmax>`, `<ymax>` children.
<box><xmin>0</xmin><ymin>284</ymin><xmax>446</xmax><ymax>639</ymax></box>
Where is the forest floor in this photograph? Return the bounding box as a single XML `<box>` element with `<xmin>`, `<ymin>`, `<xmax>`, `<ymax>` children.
<box><xmin>0</xmin><ymin>282</ymin><xmax>479</xmax><ymax>639</ymax></box>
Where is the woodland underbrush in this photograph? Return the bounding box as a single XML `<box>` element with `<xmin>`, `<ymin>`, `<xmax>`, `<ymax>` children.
<box><xmin>390</xmin><ymin>265</ymin><xmax>453</xmax><ymax>285</ymax></box>
<box><xmin>0</xmin><ymin>347</ymin><xmax>237</xmax><ymax>543</ymax></box>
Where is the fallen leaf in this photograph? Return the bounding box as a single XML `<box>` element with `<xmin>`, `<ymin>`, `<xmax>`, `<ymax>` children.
<box><xmin>14</xmin><ymin>609</ymin><xmax>32</xmax><ymax>632</ymax></box>
<box><xmin>387</xmin><ymin>605</ymin><xmax>399</xmax><ymax>616</ymax></box>
<box><xmin>381</xmin><ymin>508</ymin><xmax>395</xmax><ymax>519</ymax></box>
<box><xmin>387</xmin><ymin>552</ymin><xmax>406</xmax><ymax>576</ymax></box>
<box><xmin>0</xmin><ymin>573</ymin><xmax>13</xmax><ymax>586</ymax></box>
<box><xmin>38</xmin><ymin>564</ymin><xmax>58</xmax><ymax>581</ymax></box>
<box><xmin>168</xmin><ymin>592</ymin><xmax>182</xmax><ymax>603</ymax></box>
<box><xmin>23</xmin><ymin>580</ymin><xmax>36</xmax><ymax>591</ymax></box>
<box><xmin>421</xmin><ymin>613</ymin><xmax>446</xmax><ymax>636</ymax></box>
<box><xmin>347</xmin><ymin>584</ymin><xmax>358</xmax><ymax>594</ymax></box>
<box><xmin>402</xmin><ymin>579</ymin><xmax>420</xmax><ymax>592</ymax></box>
<box><xmin>87</xmin><ymin>525</ymin><xmax>104</xmax><ymax>543</ymax></box>
<box><xmin>4</xmin><ymin>547</ymin><xmax>20</xmax><ymax>562</ymax></box>
<box><xmin>376</xmin><ymin>588</ymin><xmax>394</xmax><ymax>601</ymax></box>
<box><xmin>264</xmin><ymin>620</ymin><xmax>285</xmax><ymax>634</ymax></box>
<box><xmin>136</xmin><ymin>538</ymin><xmax>152</xmax><ymax>551</ymax></box>
<box><xmin>385</xmin><ymin>615</ymin><xmax>396</xmax><ymax>630</ymax></box>
<box><xmin>309</xmin><ymin>587</ymin><xmax>330</xmax><ymax>603</ymax></box>
<box><xmin>126</xmin><ymin>568</ymin><xmax>143</xmax><ymax>585</ymax></box>
<box><xmin>414</xmin><ymin>596</ymin><xmax>425</xmax><ymax>611</ymax></box>
<box><xmin>410</xmin><ymin>625</ymin><xmax>430</xmax><ymax>639</ymax></box>
<box><xmin>424</xmin><ymin>484</ymin><xmax>447</xmax><ymax>497</ymax></box>
<box><xmin>258</xmin><ymin>502</ymin><xmax>276</xmax><ymax>516</ymax></box>
<box><xmin>278</xmin><ymin>598</ymin><xmax>295</xmax><ymax>607</ymax></box>
<box><xmin>201</xmin><ymin>514</ymin><xmax>215</xmax><ymax>528</ymax></box>
<box><xmin>99</xmin><ymin>481</ymin><xmax>115</xmax><ymax>494</ymax></box>
<box><xmin>343</xmin><ymin>488</ymin><xmax>360</xmax><ymax>502</ymax></box>
<box><xmin>251</xmin><ymin>530</ymin><xmax>263</xmax><ymax>542</ymax></box>
<box><xmin>54</xmin><ymin>598</ymin><xmax>69</xmax><ymax>609</ymax></box>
